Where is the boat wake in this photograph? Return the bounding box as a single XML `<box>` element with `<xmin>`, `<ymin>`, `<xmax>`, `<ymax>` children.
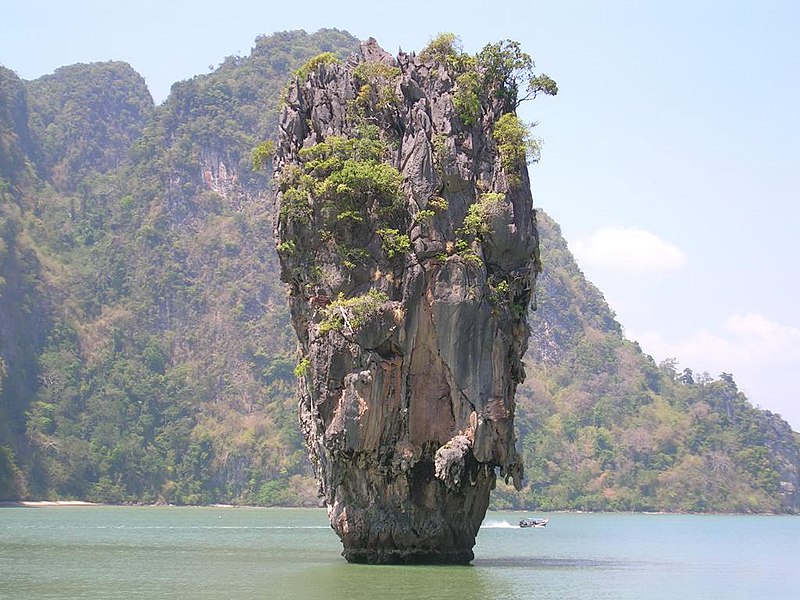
<box><xmin>480</xmin><ymin>520</ymin><xmax>517</xmax><ymax>529</ymax></box>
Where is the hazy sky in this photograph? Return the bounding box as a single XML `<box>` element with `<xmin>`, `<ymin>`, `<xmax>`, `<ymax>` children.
<box><xmin>3</xmin><ymin>0</ymin><xmax>799</xmax><ymax>428</ymax></box>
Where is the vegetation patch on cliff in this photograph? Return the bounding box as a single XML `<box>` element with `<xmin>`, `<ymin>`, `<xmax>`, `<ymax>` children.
<box><xmin>318</xmin><ymin>289</ymin><xmax>389</xmax><ymax>335</ymax></box>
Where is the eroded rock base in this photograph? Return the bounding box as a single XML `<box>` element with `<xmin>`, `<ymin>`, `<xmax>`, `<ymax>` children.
<box><xmin>343</xmin><ymin>549</ymin><xmax>475</xmax><ymax>565</ymax></box>
<box><xmin>328</xmin><ymin>459</ymin><xmax>495</xmax><ymax>564</ymax></box>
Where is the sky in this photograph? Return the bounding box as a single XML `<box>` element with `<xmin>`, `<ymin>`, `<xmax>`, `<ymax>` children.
<box><xmin>2</xmin><ymin>0</ymin><xmax>799</xmax><ymax>428</ymax></box>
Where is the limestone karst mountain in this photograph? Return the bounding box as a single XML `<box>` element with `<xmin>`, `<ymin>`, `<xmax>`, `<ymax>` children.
<box><xmin>274</xmin><ymin>38</ymin><xmax>546</xmax><ymax>562</ymax></box>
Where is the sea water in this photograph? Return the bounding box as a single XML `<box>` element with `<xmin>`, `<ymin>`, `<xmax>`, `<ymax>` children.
<box><xmin>1</xmin><ymin>506</ymin><xmax>798</xmax><ymax>599</ymax></box>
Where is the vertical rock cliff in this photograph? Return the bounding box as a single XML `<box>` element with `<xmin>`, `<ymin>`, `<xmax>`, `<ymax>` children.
<box><xmin>274</xmin><ymin>38</ymin><xmax>547</xmax><ymax>563</ymax></box>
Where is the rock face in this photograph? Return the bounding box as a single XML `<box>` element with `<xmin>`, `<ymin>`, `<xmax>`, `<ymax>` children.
<box><xmin>274</xmin><ymin>39</ymin><xmax>540</xmax><ymax>564</ymax></box>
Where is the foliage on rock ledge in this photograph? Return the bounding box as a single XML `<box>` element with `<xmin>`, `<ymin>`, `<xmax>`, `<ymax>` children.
<box><xmin>275</xmin><ymin>128</ymin><xmax>406</xmax><ymax>278</ymax></box>
<box><xmin>420</xmin><ymin>33</ymin><xmax>558</xmax><ymax>122</ymax></box>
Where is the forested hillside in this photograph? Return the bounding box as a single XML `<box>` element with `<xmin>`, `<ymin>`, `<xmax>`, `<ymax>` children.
<box><xmin>508</xmin><ymin>213</ymin><xmax>800</xmax><ymax>512</ymax></box>
<box><xmin>1</xmin><ymin>29</ymin><xmax>797</xmax><ymax>511</ymax></box>
<box><xmin>1</xmin><ymin>29</ymin><xmax>359</xmax><ymax>504</ymax></box>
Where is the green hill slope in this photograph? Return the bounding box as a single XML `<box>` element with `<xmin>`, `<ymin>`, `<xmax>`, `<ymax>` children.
<box><xmin>26</xmin><ymin>61</ymin><xmax>154</xmax><ymax>193</ymax></box>
<box><xmin>2</xmin><ymin>29</ymin><xmax>359</xmax><ymax>504</ymax></box>
<box><xmin>1</xmin><ymin>66</ymin><xmax>53</xmax><ymax>499</ymax></box>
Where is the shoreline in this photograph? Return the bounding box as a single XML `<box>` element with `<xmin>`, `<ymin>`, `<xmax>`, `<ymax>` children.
<box><xmin>0</xmin><ymin>500</ymin><xmax>99</xmax><ymax>507</ymax></box>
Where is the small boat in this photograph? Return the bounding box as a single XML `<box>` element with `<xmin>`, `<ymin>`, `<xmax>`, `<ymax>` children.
<box><xmin>519</xmin><ymin>517</ymin><xmax>549</xmax><ymax>528</ymax></box>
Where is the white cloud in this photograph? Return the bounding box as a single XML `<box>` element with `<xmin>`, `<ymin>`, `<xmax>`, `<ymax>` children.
<box><xmin>634</xmin><ymin>313</ymin><xmax>800</xmax><ymax>369</ymax></box>
<box><xmin>631</xmin><ymin>313</ymin><xmax>800</xmax><ymax>429</ymax></box>
<box><xmin>724</xmin><ymin>313</ymin><xmax>800</xmax><ymax>343</ymax></box>
<box><xmin>572</xmin><ymin>226</ymin><xmax>687</xmax><ymax>274</ymax></box>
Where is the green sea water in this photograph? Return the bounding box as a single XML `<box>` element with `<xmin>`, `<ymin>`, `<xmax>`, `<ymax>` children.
<box><xmin>1</xmin><ymin>506</ymin><xmax>798</xmax><ymax>599</ymax></box>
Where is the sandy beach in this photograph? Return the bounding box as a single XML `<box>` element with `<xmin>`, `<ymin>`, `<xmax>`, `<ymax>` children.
<box><xmin>0</xmin><ymin>500</ymin><xmax>99</xmax><ymax>507</ymax></box>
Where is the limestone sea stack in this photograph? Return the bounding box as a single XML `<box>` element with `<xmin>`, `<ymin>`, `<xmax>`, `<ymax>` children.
<box><xmin>274</xmin><ymin>37</ymin><xmax>550</xmax><ymax>564</ymax></box>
